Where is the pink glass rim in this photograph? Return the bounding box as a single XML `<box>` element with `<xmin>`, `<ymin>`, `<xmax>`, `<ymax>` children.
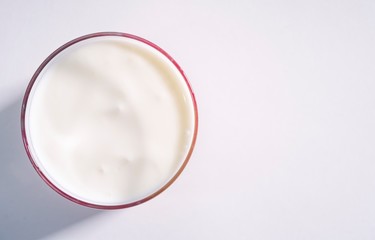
<box><xmin>20</xmin><ymin>32</ymin><xmax>198</xmax><ymax>210</ymax></box>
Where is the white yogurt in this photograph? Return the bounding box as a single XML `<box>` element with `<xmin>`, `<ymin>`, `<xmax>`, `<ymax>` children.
<box><xmin>24</xmin><ymin>35</ymin><xmax>196</xmax><ymax>206</ymax></box>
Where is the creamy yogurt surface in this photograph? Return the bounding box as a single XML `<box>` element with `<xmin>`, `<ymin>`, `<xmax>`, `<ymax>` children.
<box><xmin>25</xmin><ymin>35</ymin><xmax>196</xmax><ymax>206</ymax></box>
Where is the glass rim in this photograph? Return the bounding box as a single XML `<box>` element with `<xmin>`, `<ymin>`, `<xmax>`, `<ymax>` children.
<box><xmin>20</xmin><ymin>32</ymin><xmax>199</xmax><ymax>210</ymax></box>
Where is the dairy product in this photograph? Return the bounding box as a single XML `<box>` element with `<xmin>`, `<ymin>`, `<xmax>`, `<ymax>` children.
<box><xmin>23</xmin><ymin>34</ymin><xmax>196</xmax><ymax>207</ymax></box>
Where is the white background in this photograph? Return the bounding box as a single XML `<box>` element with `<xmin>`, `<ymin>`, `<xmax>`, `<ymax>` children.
<box><xmin>1</xmin><ymin>0</ymin><xmax>375</xmax><ymax>239</ymax></box>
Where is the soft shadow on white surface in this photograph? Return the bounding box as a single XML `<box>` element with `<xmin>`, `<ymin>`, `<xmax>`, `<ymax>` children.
<box><xmin>0</xmin><ymin>98</ymin><xmax>99</xmax><ymax>240</ymax></box>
